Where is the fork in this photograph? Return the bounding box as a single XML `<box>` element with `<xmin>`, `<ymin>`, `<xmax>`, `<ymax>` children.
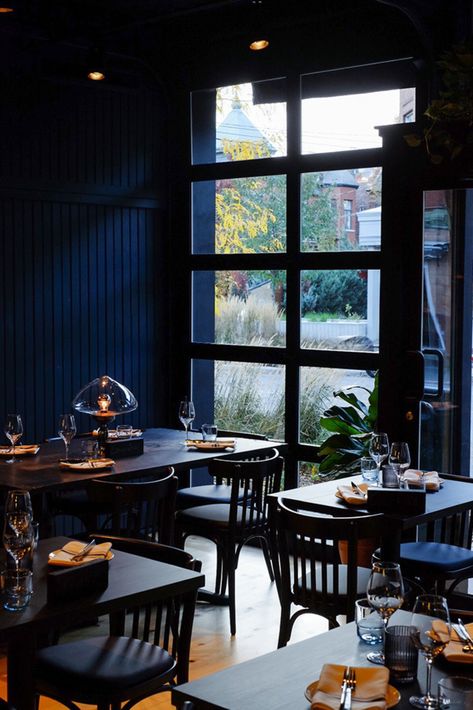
<box><xmin>71</xmin><ymin>539</ymin><xmax>96</xmax><ymax>562</ymax></box>
<box><xmin>351</xmin><ymin>481</ymin><xmax>366</xmax><ymax>497</ymax></box>
<box><xmin>455</xmin><ymin>619</ymin><xmax>473</xmax><ymax>652</ymax></box>
<box><xmin>339</xmin><ymin>667</ymin><xmax>350</xmax><ymax>710</ymax></box>
<box><xmin>344</xmin><ymin>668</ymin><xmax>356</xmax><ymax>710</ymax></box>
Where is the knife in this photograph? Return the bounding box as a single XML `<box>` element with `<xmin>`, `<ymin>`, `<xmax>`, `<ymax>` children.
<box><xmin>71</xmin><ymin>539</ymin><xmax>96</xmax><ymax>562</ymax></box>
<box><xmin>457</xmin><ymin>619</ymin><xmax>473</xmax><ymax>650</ymax></box>
<box><xmin>351</xmin><ymin>481</ymin><xmax>366</xmax><ymax>497</ymax></box>
<box><xmin>339</xmin><ymin>667</ymin><xmax>349</xmax><ymax>710</ymax></box>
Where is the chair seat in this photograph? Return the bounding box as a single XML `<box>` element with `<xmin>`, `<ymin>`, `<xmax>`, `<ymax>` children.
<box><xmin>400</xmin><ymin>542</ymin><xmax>473</xmax><ymax>573</ymax></box>
<box><xmin>295</xmin><ymin>565</ymin><xmax>372</xmax><ymax>600</ymax></box>
<box><xmin>35</xmin><ymin>636</ymin><xmax>175</xmax><ymax>695</ymax></box>
<box><xmin>176</xmin><ymin>503</ymin><xmax>241</xmax><ymax>528</ymax></box>
<box><xmin>177</xmin><ymin>484</ymin><xmax>244</xmax><ymax>509</ymax></box>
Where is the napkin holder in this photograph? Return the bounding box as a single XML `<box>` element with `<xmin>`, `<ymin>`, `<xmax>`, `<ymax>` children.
<box><xmin>104</xmin><ymin>436</ymin><xmax>144</xmax><ymax>459</ymax></box>
<box><xmin>47</xmin><ymin>558</ymin><xmax>109</xmax><ymax>604</ymax></box>
<box><xmin>367</xmin><ymin>486</ymin><xmax>426</xmax><ymax>514</ymax></box>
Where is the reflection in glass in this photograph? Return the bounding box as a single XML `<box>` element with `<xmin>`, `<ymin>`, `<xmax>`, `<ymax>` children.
<box><xmin>300</xmin><ymin>270</ymin><xmax>379</xmax><ymax>352</ymax></box>
<box><xmin>301</xmin><ymin>168</ymin><xmax>382</xmax><ymax>252</ymax></box>
<box><xmin>193</xmin><ymin>270</ymin><xmax>286</xmax><ymax>347</ymax></box>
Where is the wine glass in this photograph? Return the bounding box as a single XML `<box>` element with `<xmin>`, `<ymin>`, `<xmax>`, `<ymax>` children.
<box><xmin>410</xmin><ymin>594</ymin><xmax>450</xmax><ymax>708</ymax></box>
<box><xmin>369</xmin><ymin>433</ymin><xmax>390</xmax><ymax>479</ymax></box>
<box><xmin>366</xmin><ymin>560</ymin><xmax>405</xmax><ymax>664</ymax></box>
<box><xmin>178</xmin><ymin>399</ymin><xmax>195</xmax><ymax>442</ymax></box>
<box><xmin>58</xmin><ymin>414</ymin><xmax>77</xmax><ymax>461</ymax></box>
<box><xmin>389</xmin><ymin>441</ymin><xmax>411</xmax><ymax>485</ymax></box>
<box><xmin>4</xmin><ymin>414</ymin><xmax>23</xmax><ymax>464</ymax></box>
<box><xmin>3</xmin><ymin>490</ymin><xmax>33</xmax><ymax>576</ymax></box>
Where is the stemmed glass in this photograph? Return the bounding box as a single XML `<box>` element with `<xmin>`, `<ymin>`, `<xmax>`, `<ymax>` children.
<box><xmin>389</xmin><ymin>441</ymin><xmax>411</xmax><ymax>485</ymax></box>
<box><xmin>3</xmin><ymin>490</ymin><xmax>34</xmax><ymax>575</ymax></box>
<box><xmin>410</xmin><ymin>595</ymin><xmax>450</xmax><ymax>708</ymax></box>
<box><xmin>4</xmin><ymin>414</ymin><xmax>23</xmax><ymax>464</ymax></box>
<box><xmin>58</xmin><ymin>414</ymin><xmax>77</xmax><ymax>461</ymax></box>
<box><xmin>369</xmin><ymin>433</ymin><xmax>390</xmax><ymax>480</ymax></box>
<box><xmin>366</xmin><ymin>560</ymin><xmax>405</xmax><ymax>664</ymax></box>
<box><xmin>178</xmin><ymin>399</ymin><xmax>195</xmax><ymax>442</ymax></box>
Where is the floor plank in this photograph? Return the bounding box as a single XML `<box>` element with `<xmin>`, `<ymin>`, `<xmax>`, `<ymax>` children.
<box><xmin>0</xmin><ymin>536</ymin><xmax>328</xmax><ymax>709</ymax></box>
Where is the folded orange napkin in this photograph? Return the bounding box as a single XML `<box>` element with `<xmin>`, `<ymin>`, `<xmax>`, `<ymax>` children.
<box><xmin>0</xmin><ymin>444</ymin><xmax>40</xmax><ymax>455</ymax></box>
<box><xmin>48</xmin><ymin>540</ymin><xmax>113</xmax><ymax>567</ymax></box>
<box><xmin>443</xmin><ymin>622</ymin><xmax>473</xmax><ymax>664</ymax></box>
<box><xmin>310</xmin><ymin>664</ymin><xmax>389</xmax><ymax>710</ymax></box>
<box><xmin>336</xmin><ymin>482</ymin><xmax>369</xmax><ymax>505</ymax></box>
<box><xmin>403</xmin><ymin>469</ymin><xmax>441</xmax><ymax>491</ymax></box>
<box><xmin>59</xmin><ymin>458</ymin><xmax>115</xmax><ymax>470</ymax></box>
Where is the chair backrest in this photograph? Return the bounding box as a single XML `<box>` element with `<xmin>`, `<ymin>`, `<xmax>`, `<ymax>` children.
<box><xmin>207</xmin><ymin>448</ymin><xmax>283</xmax><ymax>539</ymax></box>
<box><xmin>420</xmin><ymin>474</ymin><xmax>473</xmax><ymax>548</ymax></box>
<box><xmin>92</xmin><ymin>534</ymin><xmax>200</xmax><ymax>685</ymax></box>
<box><xmin>87</xmin><ymin>468</ymin><xmax>178</xmax><ymax>545</ymax></box>
<box><xmin>271</xmin><ymin>497</ymin><xmax>385</xmax><ymax>622</ymax></box>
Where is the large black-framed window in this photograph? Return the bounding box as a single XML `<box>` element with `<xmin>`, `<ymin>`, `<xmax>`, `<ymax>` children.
<box><xmin>186</xmin><ymin>61</ymin><xmax>419</xmax><ymax>488</ymax></box>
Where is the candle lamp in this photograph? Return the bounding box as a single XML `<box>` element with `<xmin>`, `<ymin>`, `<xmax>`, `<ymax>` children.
<box><xmin>72</xmin><ymin>375</ymin><xmax>138</xmax><ymax>453</ymax></box>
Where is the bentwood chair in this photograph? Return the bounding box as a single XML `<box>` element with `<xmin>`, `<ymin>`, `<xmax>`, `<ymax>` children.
<box><xmin>175</xmin><ymin>430</ymin><xmax>268</xmax><ymax>510</ymax></box>
<box><xmin>270</xmin><ymin>498</ymin><xmax>385</xmax><ymax>647</ymax></box>
<box><xmin>399</xmin><ymin>473</ymin><xmax>473</xmax><ymax>605</ymax></box>
<box><xmin>51</xmin><ymin>468</ymin><xmax>178</xmax><ymax>544</ymax></box>
<box><xmin>175</xmin><ymin>448</ymin><xmax>283</xmax><ymax>635</ymax></box>
<box><xmin>34</xmin><ymin>536</ymin><xmax>201</xmax><ymax>710</ymax></box>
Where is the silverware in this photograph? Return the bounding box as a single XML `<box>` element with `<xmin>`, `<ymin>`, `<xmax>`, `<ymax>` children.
<box><xmin>71</xmin><ymin>538</ymin><xmax>96</xmax><ymax>562</ymax></box>
<box><xmin>339</xmin><ymin>667</ymin><xmax>350</xmax><ymax>710</ymax></box>
<box><xmin>350</xmin><ymin>481</ymin><xmax>366</xmax><ymax>497</ymax></box>
<box><xmin>457</xmin><ymin>619</ymin><xmax>473</xmax><ymax>651</ymax></box>
<box><xmin>344</xmin><ymin>667</ymin><xmax>355</xmax><ymax>710</ymax></box>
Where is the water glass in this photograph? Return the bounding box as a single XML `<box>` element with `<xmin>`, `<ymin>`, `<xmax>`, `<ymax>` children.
<box><xmin>81</xmin><ymin>439</ymin><xmax>98</xmax><ymax>459</ymax></box>
<box><xmin>3</xmin><ymin>568</ymin><xmax>33</xmax><ymax>611</ymax></box>
<box><xmin>202</xmin><ymin>424</ymin><xmax>218</xmax><ymax>442</ymax></box>
<box><xmin>355</xmin><ymin>598</ymin><xmax>384</xmax><ymax>645</ymax></box>
<box><xmin>360</xmin><ymin>457</ymin><xmax>378</xmax><ymax>482</ymax></box>
<box><xmin>438</xmin><ymin>677</ymin><xmax>473</xmax><ymax>709</ymax></box>
<box><xmin>116</xmin><ymin>424</ymin><xmax>133</xmax><ymax>438</ymax></box>
<box><xmin>384</xmin><ymin>625</ymin><xmax>418</xmax><ymax>683</ymax></box>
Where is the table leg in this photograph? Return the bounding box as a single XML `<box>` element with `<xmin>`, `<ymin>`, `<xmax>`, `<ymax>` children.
<box><xmin>8</xmin><ymin>634</ymin><xmax>36</xmax><ymax>710</ymax></box>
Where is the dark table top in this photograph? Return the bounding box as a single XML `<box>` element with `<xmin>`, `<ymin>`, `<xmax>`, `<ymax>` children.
<box><xmin>171</xmin><ymin>611</ymin><xmax>473</xmax><ymax>710</ymax></box>
<box><xmin>0</xmin><ymin>428</ymin><xmax>285</xmax><ymax>494</ymax></box>
<box><xmin>270</xmin><ymin>474</ymin><xmax>473</xmax><ymax>530</ymax></box>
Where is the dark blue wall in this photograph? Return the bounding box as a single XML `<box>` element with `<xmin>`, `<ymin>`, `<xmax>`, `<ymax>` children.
<box><xmin>0</xmin><ymin>78</ymin><xmax>167</xmax><ymax>442</ymax></box>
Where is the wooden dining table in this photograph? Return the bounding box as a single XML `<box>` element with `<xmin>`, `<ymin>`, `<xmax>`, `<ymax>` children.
<box><xmin>269</xmin><ymin>473</ymin><xmax>473</xmax><ymax>560</ymax></box>
<box><xmin>171</xmin><ymin>610</ymin><xmax>473</xmax><ymax>709</ymax></box>
<box><xmin>0</xmin><ymin>535</ymin><xmax>205</xmax><ymax>710</ymax></box>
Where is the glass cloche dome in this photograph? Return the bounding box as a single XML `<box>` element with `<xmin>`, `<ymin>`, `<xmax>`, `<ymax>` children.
<box><xmin>72</xmin><ymin>375</ymin><xmax>138</xmax><ymax>420</ymax></box>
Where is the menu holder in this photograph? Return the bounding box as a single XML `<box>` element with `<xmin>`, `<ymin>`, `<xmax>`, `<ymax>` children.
<box><xmin>367</xmin><ymin>486</ymin><xmax>426</xmax><ymax>514</ymax></box>
<box><xmin>47</xmin><ymin>558</ymin><xmax>109</xmax><ymax>604</ymax></box>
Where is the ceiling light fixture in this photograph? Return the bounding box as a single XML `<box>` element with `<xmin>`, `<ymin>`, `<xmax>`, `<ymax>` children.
<box><xmin>249</xmin><ymin>0</ymin><xmax>269</xmax><ymax>51</ymax></box>
<box><xmin>87</xmin><ymin>46</ymin><xmax>105</xmax><ymax>81</ymax></box>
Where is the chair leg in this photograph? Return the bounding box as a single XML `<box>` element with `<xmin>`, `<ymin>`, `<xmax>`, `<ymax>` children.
<box><xmin>215</xmin><ymin>546</ymin><xmax>224</xmax><ymax>594</ymax></box>
<box><xmin>226</xmin><ymin>548</ymin><xmax>237</xmax><ymax>635</ymax></box>
<box><xmin>260</xmin><ymin>537</ymin><xmax>275</xmax><ymax>582</ymax></box>
<box><xmin>277</xmin><ymin>605</ymin><xmax>291</xmax><ymax>648</ymax></box>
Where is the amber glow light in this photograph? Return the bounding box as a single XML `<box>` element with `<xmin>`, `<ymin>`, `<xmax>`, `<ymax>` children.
<box><xmin>0</xmin><ymin>7</ymin><xmax>14</xmax><ymax>12</ymax></box>
<box><xmin>249</xmin><ymin>38</ymin><xmax>269</xmax><ymax>51</ymax></box>
<box><xmin>88</xmin><ymin>70</ymin><xmax>105</xmax><ymax>81</ymax></box>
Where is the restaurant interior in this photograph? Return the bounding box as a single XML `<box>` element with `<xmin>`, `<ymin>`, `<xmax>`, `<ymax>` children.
<box><xmin>1</xmin><ymin>0</ymin><xmax>473</xmax><ymax>709</ymax></box>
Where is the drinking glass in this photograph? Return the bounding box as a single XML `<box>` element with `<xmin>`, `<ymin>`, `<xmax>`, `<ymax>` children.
<box><xmin>369</xmin><ymin>433</ymin><xmax>390</xmax><ymax>477</ymax></box>
<box><xmin>366</xmin><ymin>560</ymin><xmax>405</xmax><ymax>664</ymax></box>
<box><xmin>389</xmin><ymin>442</ymin><xmax>411</xmax><ymax>484</ymax></box>
<box><xmin>178</xmin><ymin>399</ymin><xmax>195</xmax><ymax>442</ymax></box>
<box><xmin>3</xmin><ymin>490</ymin><xmax>33</xmax><ymax>576</ymax></box>
<box><xmin>410</xmin><ymin>594</ymin><xmax>450</xmax><ymax>709</ymax></box>
<box><xmin>4</xmin><ymin>414</ymin><xmax>23</xmax><ymax>464</ymax></box>
<box><xmin>58</xmin><ymin>414</ymin><xmax>77</xmax><ymax>461</ymax></box>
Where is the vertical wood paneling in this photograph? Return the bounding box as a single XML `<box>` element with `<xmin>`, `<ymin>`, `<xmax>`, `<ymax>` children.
<box><xmin>0</xmin><ymin>79</ymin><xmax>166</xmax><ymax>442</ymax></box>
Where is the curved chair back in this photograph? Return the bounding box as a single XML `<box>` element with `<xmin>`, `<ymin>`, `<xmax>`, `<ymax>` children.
<box><xmin>87</xmin><ymin>467</ymin><xmax>178</xmax><ymax>544</ymax></box>
<box><xmin>270</xmin><ymin>497</ymin><xmax>385</xmax><ymax>645</ymax></box>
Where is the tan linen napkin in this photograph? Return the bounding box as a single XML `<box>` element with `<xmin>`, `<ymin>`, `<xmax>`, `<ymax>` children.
<box><xmin>59</xmin><ymin>458</ymin><xmax>115</xmax><ymax>470</ymax></box>
<box><xmin>403</xmin><ymin>469</ymin><xmax>441</xmax><ymax>491</ymax></box>
<box><xmin>186</xmin><ymin>439</ymin><xmax>235</xmax><ymax>449</ymax></box>
<box><xmin>310</xmin><ymin>664</ymin><xmax>389</xmax><ymax>710</ymax></box>
<box><xmin>443</xmin><ymin>622</ymin><xmax>473</xmax><ymax>664</ymax></box>
<box><xmin>336</xmin><ymin>482</ymin><xmax>369</xmax><ymax>505</ymax></box>
<box><xmin>48</xmin><ymin>540</ymin><xmax>112</xmax><ymax>567</ymax></box>
<box><xmin>0</xmin><ymin>444</ymin><xmax>40</xmax><ymax>455</ymax></box>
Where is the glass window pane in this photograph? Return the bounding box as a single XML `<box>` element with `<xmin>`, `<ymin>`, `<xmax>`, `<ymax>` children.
<box><xmin>192</xmin><ymin>359</ymin><xmax>285</xmax><ymax>440</ymax></box>
<box><xmin>193</xmin><ymin>271</ymin><xmax>286</xmax><ymax>347</ymax></box>
<box><xmin>301</xmin><ymin>88</ymin><xmax>414</xmax><ymax>154</ymax></box>
<box><xmin>300</xmin><ymin>270</ymin><xmax>379</xmax><ymax>352</ymax></box>
<box><xmin>192</xmin><ymin>80</ymin><xmax>287</xmax><ymax>165</ymax></box>
<box><xmin>299</xmin><ymin>367</ymin><xmax>375</xmax><ymax>445</ymax></box>
<box><xmin>192</xmin><ymin>176</ymin><xmax>286</xmax><ymax>254</ymax></box>
<box><xmin>301</xmin><ymin>168</ymin><xmax>382</xmax><ymax>252</ymax></box>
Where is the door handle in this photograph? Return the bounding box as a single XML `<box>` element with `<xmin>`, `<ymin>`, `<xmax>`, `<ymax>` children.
<box><xmin>423</xmin><ymin>348</ymin><xmax>445</xmax><ymax>398</ymax></box>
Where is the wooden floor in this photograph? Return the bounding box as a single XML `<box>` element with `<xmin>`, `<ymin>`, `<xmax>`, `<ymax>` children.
<box><xmin>0</xmin><ymin>536</ymin><xmax>328</xmax><ymax>709</ymax></box>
